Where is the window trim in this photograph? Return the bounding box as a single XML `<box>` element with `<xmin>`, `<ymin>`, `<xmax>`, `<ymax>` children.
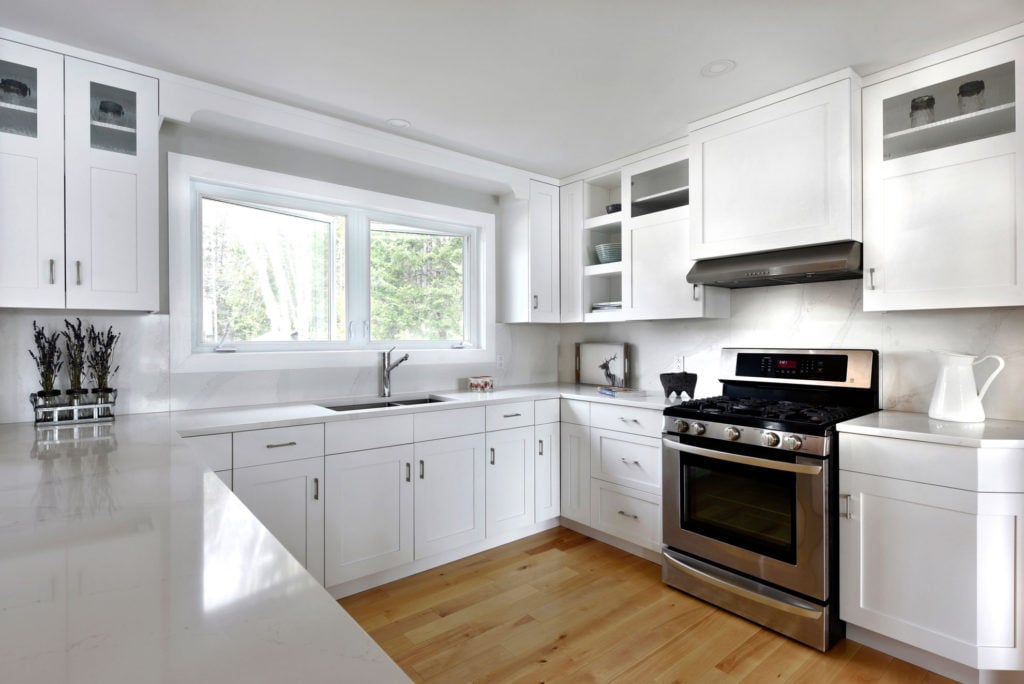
<box><xmin>168</xmin><ymin>153</ymin><xmax>496</xmax><ymax>373</ymax></box>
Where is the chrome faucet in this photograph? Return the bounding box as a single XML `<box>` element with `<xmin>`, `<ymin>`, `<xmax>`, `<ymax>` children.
<box><xmin>381</xmin><ymin>347</ymin><xmax>409</xmax><ymax>398</ymax></box>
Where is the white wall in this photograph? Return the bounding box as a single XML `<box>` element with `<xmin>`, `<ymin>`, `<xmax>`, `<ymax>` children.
<box><xmin>559</xmin><ymin>280</ymin><xmax>1024</xmax><ymax>422</ymax></box>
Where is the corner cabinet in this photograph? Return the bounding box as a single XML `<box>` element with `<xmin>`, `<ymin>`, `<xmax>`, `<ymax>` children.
<box><xmin>498</xmin><ymin>179</ymin><xmax>560</xmax><ymax>323</ymax></box>
<box><xmin>689</xmin><ymin>70</ymin><xmax>860</xmax><ymax>259</ymax></box>
<box><xmin>862</xmin><ymin>37</ymin><xmax>1024</xmax><ymax>311</ymax></box>
<box><xmin>0</xmin><ymin>39</ymin><xmax>159</xmax><ymax>311</ymax></box>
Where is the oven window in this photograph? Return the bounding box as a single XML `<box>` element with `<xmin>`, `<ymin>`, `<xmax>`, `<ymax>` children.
<box><xmin>683</xmin><ymin>455</ymin><xmax>797</xmax><ymax>564</ymax></box>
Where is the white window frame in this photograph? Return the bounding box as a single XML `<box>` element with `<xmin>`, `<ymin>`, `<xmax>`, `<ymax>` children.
<box><xmin>169</xmin><ymin>153</ymin><xmax>495</xmax><ymax>373</ymax></box>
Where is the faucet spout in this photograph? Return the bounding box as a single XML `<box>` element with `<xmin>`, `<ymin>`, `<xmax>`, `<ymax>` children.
<box><xmin>381</xmin><ymin>347</ymin><xmax>410</xmax><ymax>398</ymax></box>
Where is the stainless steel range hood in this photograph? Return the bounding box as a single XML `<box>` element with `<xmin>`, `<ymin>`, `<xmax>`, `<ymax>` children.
<box><xmin>686</xmin><ymin>241</ymin><xmax>862</xmax><ymax>289</ymax></box>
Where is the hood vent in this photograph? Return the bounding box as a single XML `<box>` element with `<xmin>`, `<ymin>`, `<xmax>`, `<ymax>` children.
<box><xmin>686</xmin><ymin>241</ymin><xmax>862</xmax><ymax>289</ymax></box>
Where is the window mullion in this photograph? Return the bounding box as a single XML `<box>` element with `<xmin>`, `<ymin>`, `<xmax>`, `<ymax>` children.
<box><xmin>347</xmin><ymin>211</ymin><xmax>371</xmax><ymax>346</ymax></box>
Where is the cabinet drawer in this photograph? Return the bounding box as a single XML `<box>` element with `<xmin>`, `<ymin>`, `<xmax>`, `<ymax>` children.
<box><xmin>591</xmin><ymin>428</ymin><xmax>661</xmax><ymax>494</ymax></box>
<box><xmin>561</xmin><ymin>399</ymin><xmax>590</xmax><ymax>426</ymax></box>
<box><xmin>590</xmin><ymin>403</ymin><xmax>662</xmax><ymax>437</ymax></box>
<box><xmin>486</xmin><ymin>401</ymin><xmax>535</xmax><ymax>431</ymax></box>
<box><xmin>414</xmin><ymin>407</ymin><xmax>485</xmax><ymax>442</ymax></box>
<box><xmin>590</xmin><ymin>480</ymin><xmax>661</xmax><ymax>551</ymax></box>
<box><xmin>182</xmin><ymin>433</ymin><xmax>232</xmax><ymax>472</ymax></box>
<box><xmin>535</xmin><ymin>398</ymin><xmax>560</xmax><ymax>425</ymax></box>
<box><xmin>325</xmin><ymin>414</ymin><xmax>414</xmax><ymax>454</ymax></box>
<box><xmin>233</xmin><ymin>424</ymin><xmax>324</xmax><ymax>469</ymax></box>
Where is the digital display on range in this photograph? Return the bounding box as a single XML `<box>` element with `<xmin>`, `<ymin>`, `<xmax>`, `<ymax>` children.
<box><xmin>735</xmin><ymin>353</ymin><xmax>849</xmax><ymax>381</ymax></box>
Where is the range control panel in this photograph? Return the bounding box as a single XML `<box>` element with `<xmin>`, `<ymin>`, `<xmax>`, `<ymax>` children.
<box><xmin>736</xmin><ymin>353</ymin><xmax>849</xmax><ymax>381</ymax></box>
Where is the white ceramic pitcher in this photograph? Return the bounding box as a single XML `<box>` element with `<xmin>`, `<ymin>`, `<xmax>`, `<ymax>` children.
<box><xmin>927</xmin><ymin>350</ymin><xmax>1005</xmax><ymax>422</ymax></box>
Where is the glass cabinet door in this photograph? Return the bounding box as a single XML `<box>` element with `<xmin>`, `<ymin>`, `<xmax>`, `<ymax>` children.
<box><xmin>89</xmin><ymin>81</ymin><xmax>137</xmax><ymax>155</ymax></box>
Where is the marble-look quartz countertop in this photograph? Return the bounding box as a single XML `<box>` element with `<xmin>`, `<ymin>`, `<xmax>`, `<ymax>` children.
<box><xmin>838</xmin><ymin>410</ymin><xmax>1024</xmax><ymax>448</ymax></box>
<box><xmin>0</xmin><ymin>413</ymin><xmax>409</xmax><ymax>684</ymax></box>
<box><xmin>174</xmin><ymin>383</ymin><xmax>680</xmax><ymax>436</ymax></box>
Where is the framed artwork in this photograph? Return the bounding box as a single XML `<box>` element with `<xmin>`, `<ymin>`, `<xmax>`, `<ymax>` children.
<box><xmin>575</xmin><ymin>342</ymin><xmax>629</xmax><ymax>388</ymax></box>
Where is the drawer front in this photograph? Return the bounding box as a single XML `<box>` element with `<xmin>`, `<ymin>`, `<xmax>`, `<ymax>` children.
<box><xmin>561</xmin><ymin>399</ymin><xmax>590</xmax><ymax>426</ymax></box>
<box><xmin>486</xmin><ymin>401</ymin><xmax>535</xmax><ymax>431</ymax></box>
<box><xmin>591</xmin><ymin>428</ymin><xmax>661</xmax><ymax>494</ymax></box>
<box><xmin>325</xmin><ymin>414</ymin><xmax>414</xmax><ymax>454</ymax></box>
<box><xmin>233</xmin><ymin>424</ymin><xmax>325</xmax><ymax>469</ymax></box>
<box><xmin>414</xmin><ymin>407</ymin><xmax>485</xmax><ymax>442</ymax></box>
<box><xmin>535</xmin><ymin>398</ymin><xmax>560</xmax><ymax>425</ymax></box>
<box><xmin>590</xmin><ymin>402</ymin><xmax>662</xmax><ymax>437</ymax></box>
<box><xmin>590</xmin><ymin>480</ymin><xmax>661</xmax><ymax>551</ymax></box>
<box><xmin>183</xmin><ymin>433</ymin><xmax>232</xmax><ymax>471</ymax></box>
<box><xmin>840</xmin><ymin>433</ymin><xmax>980</xmax><ymax>490</ymax></box>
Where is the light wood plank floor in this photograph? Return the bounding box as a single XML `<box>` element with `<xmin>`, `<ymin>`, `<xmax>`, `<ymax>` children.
<box><xmin>340</xmin><ymin>527</ymin><xmax>952</xmax><ymax>683</ymax></box>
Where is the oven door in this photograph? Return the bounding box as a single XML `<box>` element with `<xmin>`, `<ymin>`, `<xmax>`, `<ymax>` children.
<box><xmin>662</xmin><ymin>434</ymin><xmax>828</xmax><ymax>601</ymax></box>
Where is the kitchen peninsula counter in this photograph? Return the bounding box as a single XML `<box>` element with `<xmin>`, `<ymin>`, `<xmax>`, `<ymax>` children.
<box><xmin>0</xmin><ymin>413</ymin><xmax>409</xmax><ymax>683</ymax></box>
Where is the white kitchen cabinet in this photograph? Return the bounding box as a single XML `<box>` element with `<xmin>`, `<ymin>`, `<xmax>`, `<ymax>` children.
<box><xmin>689</xmin><ymin>71</ymin><xmax>860</xmax><ymax>259</ymax></box>
<box><xmin>560</xmin><ymin>420</ymin><xmax>591</xmax><ymax>525</ymax></box>
<box><xmin>233</xmin><ymin>456</ymin><xmax>325</xmax><ymax>585</ymax></box>
<box><xmin>535</xmin><ymin>421</ymin><xmax>560</xmax><ymax>522</ymax></box>
<box><xmin>559</xmin><ymin>180</ymin><xmax>584</xmax><ymax>322</ymax></box>
<box><xmin>413</xmin><ymin>434</ymin><xmax>485</xmax><ymax>559</ymax></box>
<box><xmin>498</xmin><ymin>179</ymin><xmax>560</xmax><ymax>323</ymax></box>
<box><xmin>589</xmin><ymin>427</ymin><xmax>661</xmax><ymax>495</ymax></box>
<box><xmin>0</xmin><ymin>39</ymin><xmax>158</xmax><ymax>311</ymax></box>
<box><xmin>485</xmin><ymin>426</ymin><xmax>535</xmax><ymax>536</ymax></box>
<box><xmin>862</xmin><ymin>37</ymin><xmax>1024</xmax><ymax>311</ymax></box>
<box><xmin>621</xmin><ymin>147</ymin><xmax>729</xmax><ymax>320</ymax></box>
<box><xmin>589</xmin><ymin>479</ymin><xmax>661</xmax><ymax>552</ymax></box>
<box><xmin>0</xmin><ymin>39</ymin><xmax>65</xmax><ymax>308</ymax></box>
<box><xmin>324</xmin><ymin>444</ymin><xmax>414</xmax><ymax>586</ymax></box>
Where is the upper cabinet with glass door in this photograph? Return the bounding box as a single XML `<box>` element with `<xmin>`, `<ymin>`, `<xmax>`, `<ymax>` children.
<box><xmin>863</xmin><ymin>36</ymin><xmax>1023</xmax><ymax>311</ymax></box>
<box><xmin>0</xmin><ymin>39</ymin><xmax>65</xmax><ymax>309</ymax></box>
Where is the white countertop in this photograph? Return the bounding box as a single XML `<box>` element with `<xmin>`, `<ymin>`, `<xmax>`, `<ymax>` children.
<box><xmin>0</xmin><ymin>413</ymin><xmax>409</xmax><ymax>684</ymax></box>
<box><xmin>838</xmin><ymin>410</ymin><xmax>1024</xmax><ymax>448</ymax></box>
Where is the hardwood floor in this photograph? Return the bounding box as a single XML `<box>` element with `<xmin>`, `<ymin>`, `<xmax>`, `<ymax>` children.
<box><xmin>340</xmin><ymin>527</ymin><xmax>952</xmax><ymax>683</ymax></box>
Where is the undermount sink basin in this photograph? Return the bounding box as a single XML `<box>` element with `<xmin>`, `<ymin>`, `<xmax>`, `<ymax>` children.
<box><xmin>323</xmin><ymin>396</ymin><xmax>448</xmax><ymax>412</ymax></box>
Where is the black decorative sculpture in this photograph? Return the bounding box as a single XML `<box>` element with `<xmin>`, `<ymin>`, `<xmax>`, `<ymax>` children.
<box><xmin>660</xmin><ymin>372</ymin><xmax>697</xmax><ymax>400</ymax></box>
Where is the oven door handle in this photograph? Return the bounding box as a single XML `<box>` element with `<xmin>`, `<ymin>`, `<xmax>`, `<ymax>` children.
<box><xmin>662</xmin><ymin>438</ymin><xmax>823</xmax><ymax>476</ymax></box>
<box><xmin>662</xmin><ymin>550</ymin><xmax>824</xmax><ymax>619</ymax></box>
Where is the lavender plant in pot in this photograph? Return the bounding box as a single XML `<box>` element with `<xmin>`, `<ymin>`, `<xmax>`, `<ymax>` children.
<box><xmin>62</xmin><ymin>318</ymin><xmax>89</xmax><ymax>406</ymax></box>
<box><xmin>29</xmin><ymin>321</ymin><xmax>63</xmax><ymax>407</ymax></box>
<box><xmin>86</xmin><ymin>323</ymin><xmax>120</xmax><ymax>412</ymax></box>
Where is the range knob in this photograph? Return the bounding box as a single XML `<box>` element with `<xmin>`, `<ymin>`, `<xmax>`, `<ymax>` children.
<box><xmin>762</xmin><ymin>431</ymin><xmax>781</xmax><ymax>447</ymax></box>
<box><xmin>691</xmin><ymin>422</ymin><xmax>706</xmax><ymax>436</ymax></box>
<box><xmin>784</xmin><ymin>435</ymin><xmax>804</xmax><ymax>451</ymax></box>
<box><xmin>673</xmin><ymin>419</ymin><xmax>689</xmax><ymax>433</ymax></box>
<box><xmin>724</xmin><ymin>426</ymin><xmax>741</xmax><ymax>441</ymax></box>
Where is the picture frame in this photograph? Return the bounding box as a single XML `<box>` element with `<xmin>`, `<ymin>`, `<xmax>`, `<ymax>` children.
<box><xmin>575</xmin><ymin>342</ymin><xmax>630</xmax><ymax>388</ymax></box>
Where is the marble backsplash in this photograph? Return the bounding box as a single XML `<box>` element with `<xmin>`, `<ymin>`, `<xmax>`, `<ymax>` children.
<box><xmin>558</xmin><ymin>280</ymin><xmax>1024</xmax><ymax>422</ymax></box>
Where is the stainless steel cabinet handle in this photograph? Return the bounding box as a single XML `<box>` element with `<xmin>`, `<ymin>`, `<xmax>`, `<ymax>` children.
<box><xmin>619</xmin><ymin>457</ymin><xmax>640</xmax><ymax>466</ymax></box>
<box><xmin>405</xmin><ymin>462</ymin><xmax>411</xmax><ymax>482</ymax></box>
<box><xmin>532</xmin><ymin>294</ymin><xmax>539</xmax><ymax>310</ymax></box>
<box><xmin>265</xmin><ymin>441</ymin><xmax>297</xmax><ymax>449</ymax></box>
<box><xmin>868</xmin><ymin>267</ymin><xmax>876</xmax><ymax>290</ymax></box>
<box><xmin>48</xmin><ymin>259</ymin><xmax>55</xmax><ymax>285</ymax></box>
<box><xmin>632</xmin><ymin>419</ymin><xmax>641</xmax><ymax>424</ymax></box>
<box><xmin>75</xmin><ymin>260</ymin><xmax>82</xmax><ymax>286</ymax></box>
<box><xmin>490</xmin><ymin>448</ymin><xmax>496</xmax><ymax>465</ymax></box>
<box><xmin>313</xmin><ymin>478</ymin><xmax>319</xmax><ymax>501</ymax></box>
<box><xmin>692</xmin><ymin>283</ymin><xmax>700</xmax><ymax>301</ymax></box>
<box><xmin>503</xmin><ymin>413</ymin><xmax>522</xmax><ymax>418</ymax></box>
<box><xmin>419</xmin><ymin>460</ymin><xmax>424</xmax><ymax>479</ymax></box>
<box><xmin>538</xmin><ymin>440</ymin><xmax>544</xmax><ymax>456</ymax></box>
<box><xmin>840</xmin><ymin>494</ymin><xmax>853</xmax><ymax>519</ymax></box>
<box><xmin>617</xmin><ymin>510</ymin><xmax>638</xmax><ymax>520</ymax></box>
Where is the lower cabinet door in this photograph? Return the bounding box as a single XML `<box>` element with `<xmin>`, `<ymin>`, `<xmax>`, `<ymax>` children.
<box><xmin>590</xmin><ymin>479</ymin><xmax>661</xmax><ymax>552</ymax></box>
<box><xmin>325</xmin><ymin>445</ymin><xmax>414</xmax><ymax>587</ymax></box>
<box><xmin>414</xmin><ymin>434</ymin><xmax>485</xmax><ymax>559</ymax></box>
<box><xmin>535</xmin><ymin>422</ymin><xmax>561</xmax><ymax>522</ymax></box>
<box><xmin>233</xmin><ymin>456</ymin><xmax>325</xmax><ymax>585</ymax></box>
<box><xmin>485</xmin><ymin>426</ymin><xmax>535</xmax><ymax>536</ymax></box>
<box><xmin>560</xmin><ymin>422</ymin><xmax>591</xmax><ymax>525</ymax></box>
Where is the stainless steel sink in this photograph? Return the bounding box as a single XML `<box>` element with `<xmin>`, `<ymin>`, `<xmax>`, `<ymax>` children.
<box><xmin>323</xmin><ymin>396</ymin><xmax>448</xmax><ymax>412</ymax></box>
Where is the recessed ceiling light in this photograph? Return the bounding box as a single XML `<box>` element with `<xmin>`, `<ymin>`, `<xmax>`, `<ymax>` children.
<box><xmin>386</xmin><ymin>118</ymin><xmax>411</xmax><ymax>129</ymax></box>
<box><xmin>700</xmin><ymin>59</ymin><xmax>737</xmax><ymax>78</ymax></box>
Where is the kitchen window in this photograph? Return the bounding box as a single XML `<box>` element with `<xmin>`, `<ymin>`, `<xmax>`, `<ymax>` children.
<box><xmin>169</xmin><ymin>154</ymin><xmax>495</xmax><ymax>372</ymax></box>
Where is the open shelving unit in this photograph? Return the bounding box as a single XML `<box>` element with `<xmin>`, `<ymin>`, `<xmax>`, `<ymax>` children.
<box><xmin>582</xmin><ymin>171</ymin><xmax>624</xmax><ymax>320</ymax></box>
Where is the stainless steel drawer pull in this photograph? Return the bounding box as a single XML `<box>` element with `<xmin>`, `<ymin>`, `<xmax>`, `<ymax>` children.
<box><xmin>692</xmin><ymin>283</ymin><xmax>700</xmax><ymax>301</ymax></box>
<box><xmin>490</xmin><ymin>448</ymin><xmax>496</xmax><ymax>465</ymax></box>
<box><xmin>840</xmin><ymin>493</ymin><xmax>853</xmax><ymax>519</ymax></box>
<box><xmin>419</xmin><ymin>460</ymin><xmax>425</xmax><ymax>479</ymax></box>
<box><xmin>265</xmin><ymin>441</ymin><xmax>297</xmax><ymax>449</ymax></box>
<box><xmin>405</xmin><ymin>462</ymin><xmax>411</xmax><ymax>482</ymax></box>
<box><xmin>538</xmin><ymin>440</ymin><xmax>544</xmax><ymax>456</ymax></box>
<box><xmin>532</xmin><ymin>294</ymin><xmax>539</xmax><ymax>310</ymax></box>
<box><xmin>868</xmin><ymin>267</ymin><xmax>876</xmax><ymax>290</ymax></box>
<box><xmin>313</xmin><ymin>478</ymin><xmax>319</xmax><ymax>501</ymax></box>
<box><xmin>619</xmin><ymin>457</ymin><xmax>640</xmax><ymax>466</ymax></box>
<box><xmin>617</xmin><ymin>510</ymin><xmax>639</xmax><ymax>520</ymax></box>
<box><xmin>48</xmin><ymin>259</ymin><xmax>55</xmax><ymax>285</ymax></box>
<box><xmin>75</xmin><ymin>260</ymin><xmax>82</xmax><ymax>286</ymax></box>
<box><xmin>503</xmin><ymin>413</ymin><xmax>522</xmax><ymax>418</ymax></box>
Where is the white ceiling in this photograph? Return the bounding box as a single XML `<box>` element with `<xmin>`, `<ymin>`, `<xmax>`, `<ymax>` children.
<box><xmin>2</xmin><ymin>0</ymin><xmax>1022</xmax><ymax>178</ymax></box>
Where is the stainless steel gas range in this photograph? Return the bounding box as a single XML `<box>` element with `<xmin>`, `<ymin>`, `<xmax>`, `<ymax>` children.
<box><xmin>661</xmin><ymin>348</ymin><xmax>879</xmax><ymax>651</ymax></box>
